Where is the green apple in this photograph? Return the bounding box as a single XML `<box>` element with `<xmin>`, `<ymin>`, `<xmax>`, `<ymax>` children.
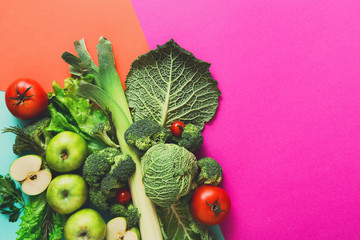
<box><xmin>64</xmin><ymin>208</ymin><xmax>106</xmax><ymax>240</ymax></box>
<box><xmin>46</xmin><ymin>131</ymin><xmax>88</xmax><ymax>172</ymax></box>
<box><xmin>46</xmin><ymin>174</ymin><xmax>88</xmax><ymax>215</ymax></box>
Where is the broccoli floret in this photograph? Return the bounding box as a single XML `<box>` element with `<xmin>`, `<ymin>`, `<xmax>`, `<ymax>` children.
<box><xmin>126</xmin><ymin>205</ymin><xmax>140</xmax><ymax>229</ymax></box>
<box><xmin>109</xmin><ymin>203</ymin><xmax>140</xmax><ymax>229</ymax></box>
<box><xmin>109</xmin><ymin>203</ymin><xmax>128</xmax><ymax>218</ymax></box>
<box><xmin>5</xmin><ymin>117</ymin><xmax>52</xmax><ymax>156</ymax></box>
<box><xmin>89</xmin><ymin>187</ymin><xmax>110</xmax><ymax>210</ymax></box>
<box><xmin>196</xmin><ymin>157</ymin><xmax>223</xmax><ymax>185</ymax></box>
<box><xmin>169</xmin><ymin>124</ymin><xmax>203</xmax><ymax>153</ymax></box>
<box><xmin>100</xmin><ymin>154</ymin><xmax>135</xmax><ymax>194</ymax></box>
<box><xmin>124</xmin><ymin>119</ymin><xmax>169</xmax><ymax>154</ymax></box>
<box><xmin>91</xmin><ymin>121</ymin><xmax>119</xmax><ymax>148</ymax></box>
<box><xmin>82</xmin><ymin>147</ymin><xmax>121</xmax><ymax>187</ymax></box>
<box><xmin>100</xmin><ymin>175</ymin><xmax>126</xmax><ymax>195</ymax></box>
<box><xmin>112</xmin><ymin>154</ymin><xmax>136</xmax><ymax>182</ymax></box>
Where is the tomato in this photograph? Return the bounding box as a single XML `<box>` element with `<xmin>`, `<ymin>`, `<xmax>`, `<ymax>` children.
<box><xmin>5</xmin><ymin>78</ymin><xmax>48</xmax><ymax>120</ymax></box>
<box><xmin>116</xmin><ymin>188</ymin><xmax>131</xmax><ymax>205</ymax></box>
<box><xmin>190</xmin><ymin>185</ymin><xmax>231</xmax><ymax>225</ymax></box>
<box><xmin>171</xmin><ymin>121</ymin><xmax>185</xmax><ymax>137</ymax></box>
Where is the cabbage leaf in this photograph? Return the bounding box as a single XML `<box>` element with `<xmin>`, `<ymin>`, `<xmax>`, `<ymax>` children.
<box><xmin>125</xmin><ymin>39</ymin><xmax>221</xmax><ymax>129</ymax></box>
<box><xmin>157</xmin><ymin>196</ymin><xmax>215</xmax><ymax>240</ymax></box>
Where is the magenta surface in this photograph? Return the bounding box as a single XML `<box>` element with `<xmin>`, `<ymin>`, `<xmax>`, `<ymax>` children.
<box><xmin>131</xmin><ymin>1</ymin><xmax>360</xmax><ymax>239</ymax></box>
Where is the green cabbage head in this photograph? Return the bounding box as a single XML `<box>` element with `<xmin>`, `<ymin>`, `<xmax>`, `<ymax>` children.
<box><xmin>141</xmin><ymin>144</ymin><xmax>198</xmax><ymax>208</ymax></box>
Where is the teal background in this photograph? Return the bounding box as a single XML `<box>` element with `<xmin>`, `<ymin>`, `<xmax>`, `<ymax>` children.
<box><xmin>0</xmin><ymin>90</ymin><xmax>224</xmax><ymax>239</ymax></box>
<box><xmin>0</xmin><ymin>90</ymin><xmax>25</xmax><ymax>239</ymax></box>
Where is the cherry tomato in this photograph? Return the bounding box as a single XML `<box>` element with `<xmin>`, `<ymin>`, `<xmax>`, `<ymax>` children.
<box><xmin>116</xmin><ymin>188</ymin><xmax>131</xmax><ymax>205</ymax></box>
<box><xmin>171</xmin><ymin>121</ymin><xmax>185</xmax><ymax>137</ymax></box>
<box><xmin>5</xmin><ymin>78</ymin><xmax>48</xmax><ymax>120</ymax></box>
<box><xmin>190</xmin><ymin>185</ymin><xmax>231</xmax><ymax>225</ymax></box>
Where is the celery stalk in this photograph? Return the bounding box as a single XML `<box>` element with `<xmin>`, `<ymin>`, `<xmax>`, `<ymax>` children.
<box><xmin>78</xmin><ymin>82</ymin><xmax>163</xmax><ymax>240</ymax></box>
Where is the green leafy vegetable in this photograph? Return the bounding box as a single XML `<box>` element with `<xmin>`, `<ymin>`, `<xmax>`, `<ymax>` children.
<box><xmin>125</xmin><ymin>39</ymin><xmax>221</xmax><ymax>129</ymax></box>
<box><xmin>141</xmin><ymin>144</ymin><xmax>198</xmax><ymax>208</ymax></box>
<box><xmin>0</xmin><ymin>174</ymin><xmax>25</xmax><ymax>222</ymax></box>
<box><xmin>47</xmin><ymin>77</ymin><xmax>118</xmax><ymax>152</ymax></box>
<box><xmin>16</xmin><ymin>192</ymin><xmax>67</xmax><ymax>240</ymax></box>
<box><xmin>157</xmin><ymin>196</ymin><xmax>215</xmax><ymax>240</ymax></box>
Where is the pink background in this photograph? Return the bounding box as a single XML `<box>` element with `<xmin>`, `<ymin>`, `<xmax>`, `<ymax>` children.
<box><xmin>132</xmin><ymin>1</ymin><xmax>360</xmax><ymax>239</ymax></box>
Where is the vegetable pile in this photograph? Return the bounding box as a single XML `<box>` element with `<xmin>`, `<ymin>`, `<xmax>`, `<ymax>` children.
<box><xmin>1</xmin><ymin>37</ymin><xmax>231</xmax><ymax>240</ymax></box>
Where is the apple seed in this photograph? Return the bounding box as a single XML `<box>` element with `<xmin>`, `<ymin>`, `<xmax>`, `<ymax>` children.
<box><xmin>29</xmin><ymin>174</ymin><xmax>37</xmax><ymax>180</ymax></box>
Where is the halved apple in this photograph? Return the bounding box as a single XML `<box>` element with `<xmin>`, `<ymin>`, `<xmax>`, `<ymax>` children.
<box><xmin>9</xmin><ymin>155</ymin><xmax>52</xmax><ymax>196</ymax></box>
<box><xmin>124</xmin><ymin>228</ymin><xmax>140</xmax><ymax>240</ymax></box>
<box><xmin>9</xmin><ymin>155</ymin><xmax>42</xmax><ymax>181</ymax></box>
<box><xmin>106</xmin><ymin>217</ymin><xmax>127</xmax><ymax>240</ymax></box>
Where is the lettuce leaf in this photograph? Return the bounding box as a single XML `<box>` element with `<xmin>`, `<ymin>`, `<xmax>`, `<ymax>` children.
<box><xmin>16</xmin><ymin>193</ymin><xmax>66</xmax><ymax>240</ymax></box>
<box><xmin>46</xmin><ymin>76</ymin><xmax>117</xmax><ymax>152</ymax></box>
<box><xmin>125</xmin><ymin>39</ymin><xmax>221</xmax><ymax>129</ymax></box>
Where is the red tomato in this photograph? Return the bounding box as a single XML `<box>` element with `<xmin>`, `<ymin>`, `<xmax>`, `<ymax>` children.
<box><xmin>171</xmin><ymin>121</ymin><xmax>185</xmax><ymax>137</ymax></box>
<box><xmin>116</xmin><ymin>188</ymin><xmax>131</xmax><ymax>205</ymax></box>
<box><xmin>5</xmin><ymin>78</ymin><xmax>48</xmax><ymax>120</ymax></box>
<box><xmin>190</xmin><ymin>185</ymin><xmax>231</xmax><ymax>225</ymax></box>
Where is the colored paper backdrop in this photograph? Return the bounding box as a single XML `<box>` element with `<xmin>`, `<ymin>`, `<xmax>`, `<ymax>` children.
<box><xmin>132</xmin><ymin>1</ymin><xmax>360</xmax><ymax>239</ymax></box>
<box><xmin>2</xmin><ymin>0</ymin><xmax>360</xmax><ymax>239</ymax></box>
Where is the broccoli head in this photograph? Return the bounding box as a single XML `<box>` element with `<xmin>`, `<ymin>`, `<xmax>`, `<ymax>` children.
<box><xmin>100</xmin><ymin>175</ymin><xmax>126</xmax><ymax>195</ymax></box>
<box><xmin>4</xmin><ymin>117</ymin><xmax>52</xmax><ymax>156</ymax></box>
<box><xmin>126</xmin><ymin>205</ymin><xmax>141</xmax><ymax>229</ymax></box>
<box><xmin>109</xmin><ymin>203</ymin><xmax>128</xmax><ymax>218</ymax></box>
<box><xmin>169</xmin><ymin>124</ymin><xmax>203</xmax><ymax>153</ymax></box>
<box><xmin>100</xmin><ymin>153</ymin><xmax>135</xmax><ymax>194</ymax></box>
<box><xmin>82</xmin><ymin>147</ymin><xmax>121</xmax><ymax>187</ymax></box>
<box><xmin>90</xmin><ymin>121</ymin><xmax>119</xmax><ymax>148</ymax></box>
<box><xmin>124</xmin><ymin>119</ymin><xmax>169</xmax><ymax>154</ymax></box>
<box><xmin>109</xmin><ymin>203</ymin><xmax>140</xmax><ymax>229</ymax></box>
<box><xmin>111</xmin><ymin>154</ymin><xmax>136</xmax><ymax>182</ymax></box>
<box><xmin>196</xmin><ymin>157</ymin><xmax>223</xmax><ymax>185</ymax></box>
<box><xmin>89</xmin><ymin>187</ymin><xmax>110</xmax><ymax>210</ymax></box>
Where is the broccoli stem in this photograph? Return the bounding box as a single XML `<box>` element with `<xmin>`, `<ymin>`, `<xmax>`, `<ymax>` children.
<box><xmin>96</xmin><ymin>132</ymin><xmax>119</xmax><ymax>148</ymax></box>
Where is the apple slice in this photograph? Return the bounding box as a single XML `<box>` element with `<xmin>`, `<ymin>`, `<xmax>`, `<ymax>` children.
<box><xmin>124</xmin><ymin>228</ymin><xmax>140</xmax><ymax>240</ymax></box>
<box><xmin>106</xmin><ymin>217</ymin><xmax>127</xmax><ymax>240</ymax></box>
<box><xmin>9</xmin><ymin>155</ymin><xmax>42</xmax><ymax>181</ymax></box>
<box><xmin>21</xmin><ymin>169</ymin><xmax>52</xmax><ymax>196</ymax></box>
<box><xmin>9</xmin><ymin>154</ymin><xmax>52</xmax><ymax>196</ymax></box>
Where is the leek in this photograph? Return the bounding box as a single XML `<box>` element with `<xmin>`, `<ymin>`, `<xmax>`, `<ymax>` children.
<box><xmin>76</xmin><ymin>38</ymin><xmax>163</xmax><ymax>240</ymax></box>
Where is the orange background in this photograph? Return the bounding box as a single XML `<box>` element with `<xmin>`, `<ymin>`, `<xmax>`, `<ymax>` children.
<box><xmin>0</xmin><ymin>0</ymin><xmax>149</xmax><ymax>91</ymax></box>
